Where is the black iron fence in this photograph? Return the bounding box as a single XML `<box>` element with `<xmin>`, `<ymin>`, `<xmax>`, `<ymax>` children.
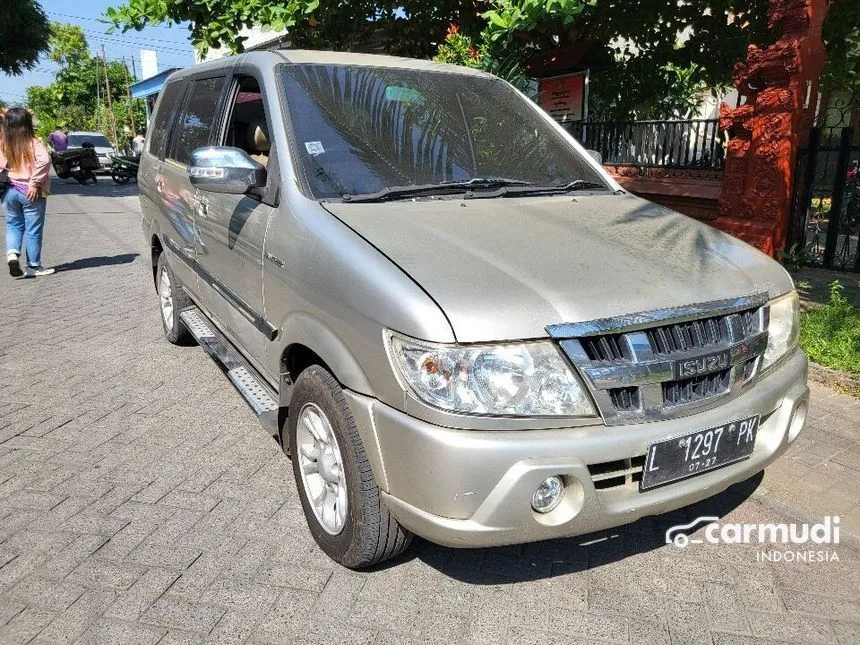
<box><xmin>790</xmin><ymin>126</ymin><xmax>860</xmax><ymax>272</ymax></box>
<box><xmin>569</xmin><ymin>119</ymin><xmax>725</xmax><ymax>170</ymax></box>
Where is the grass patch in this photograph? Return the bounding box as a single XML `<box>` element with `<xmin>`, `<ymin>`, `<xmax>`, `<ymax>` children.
<box><xmin>799</xmin><ymin>281</ymin><xmax>860</xmax><ymax>373</ymax></box>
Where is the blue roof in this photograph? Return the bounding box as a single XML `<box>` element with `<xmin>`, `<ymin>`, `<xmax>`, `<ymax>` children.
<box><xmin>131</xmin><ymin>68</ymin><xmax>182</xmax><ymax>99</ymax></box>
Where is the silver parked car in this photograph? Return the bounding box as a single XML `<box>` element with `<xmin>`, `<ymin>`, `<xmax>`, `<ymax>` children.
<box><xmin>139</xmin><ymin>50</ymin><xmax>809</xmax><ymax>568</ymax></box>
<box><xmin>67</xmin><ymin>131</ymin><xmax>116</xmax><ymax>170</ymax></box>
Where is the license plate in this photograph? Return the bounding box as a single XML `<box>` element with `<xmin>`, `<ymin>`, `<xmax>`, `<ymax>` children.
<box><xmin>673</xmin><ymin>349</ymin><xmax>732</xmax><ymax>379</ymax></box>
<box><xmin>640</xmin><ymin>414</ymin><xmax>760</xmax><ymax>490</ymax></box>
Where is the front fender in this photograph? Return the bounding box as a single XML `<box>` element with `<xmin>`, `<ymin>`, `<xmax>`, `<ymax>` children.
<box><xmin>278</xmin><ymin>312</ymin><xmax>374</xmax><ymax>395</ymax></box>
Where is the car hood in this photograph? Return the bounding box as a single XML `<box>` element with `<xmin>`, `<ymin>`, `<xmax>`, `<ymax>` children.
<box><xmin>323</xmin><ymin>193</ymin><xmax>794</xmax><ymax>342</ymax></box>
<box><xmin>69</xmin><ymin>145</ymin><xmax>113</xmax><ymax>154</ymax></box>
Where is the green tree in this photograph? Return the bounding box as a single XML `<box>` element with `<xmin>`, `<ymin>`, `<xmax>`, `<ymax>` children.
<box><xmin>25</xmin><ymin>24</ymin><xmax>146</xmax><ymax>145</ymax></box>
<box><xmin>433</xmin><ymin>26</ymin><xmax>534</xmax><ymax>96</ymax></box>
<box><xmin>0</xmin><ymin>0</ymin><xmax>51</xmax><ymax>75</ymax></box>
<box><xmin>480</xmin><ymin>0</ymin><xmax>774</xmax><ymax>120</ymax></box>
<box><xmin>47</xmin><ymin>19</ymin><xmax>90</xmax><ymax>67</ymax></box>
<box><xmin>822</xmin><ymin>0</ymin><xmax>860</xmax><ymax>89</ymax></box>
<box><xmin>105</xmin><ymin>0</ymin><xmax>489</xmax><ymax>59</ymax></box>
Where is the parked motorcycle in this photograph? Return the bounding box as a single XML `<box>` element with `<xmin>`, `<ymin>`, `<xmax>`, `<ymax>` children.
<box><xmin>840</xmin><ymin>160</ymin><xmax>860</xmax><ymax>234</ymax></box>
<box><xmin>108</xmin><ymin>154</ymin><xmax>140</xmax><ymax>185</ymax></box>
<box><xmin>51</xmin><ymin>147</ymin><xmax>99</xmax><ymax>185</ymax></box>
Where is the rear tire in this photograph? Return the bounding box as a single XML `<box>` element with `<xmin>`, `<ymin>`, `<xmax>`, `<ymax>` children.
<box><xmin>156</xmin><ymin>253</ymin><xmax>191</xmax><ymax>345</ymax></box>
<box><xmin>289</xmin><ymin>366</ymin><xmax>412</xmax><ymax>568</ymax></box>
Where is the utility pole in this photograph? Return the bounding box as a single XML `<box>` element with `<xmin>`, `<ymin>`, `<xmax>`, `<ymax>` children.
<box><xmin>95</xmin><ymin>55</ymin><xmax>101</xmax><ymax>130</ymax></box>
<box><xmin>101</xmin><ymin>46</ymin><xmax>119</xmax><ymax>147</ymax></box>
<box><xmin>122</xmin><ymin>57</ymin><xmax>137</xmax><ymax>138</ymax></box>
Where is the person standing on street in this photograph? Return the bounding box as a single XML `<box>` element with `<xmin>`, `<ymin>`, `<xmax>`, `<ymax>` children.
<box><xmin>1</xmin><ymin>108</ymin><xmax>55</xmax><ymax>277</ymax></box>
<box><xmin>48</xmin><ymin>125</ymin><xmax>68</xmax><ymax>152</ymax></box>
<box><xmin>0</xmin><ymin>108</ymin><xmax>7</xmax><ymax>222</ymax></box>
<box><xmin>131</xmin><ymin>128</ymin><xmax>146</xmax><ymax>157</ymax></box>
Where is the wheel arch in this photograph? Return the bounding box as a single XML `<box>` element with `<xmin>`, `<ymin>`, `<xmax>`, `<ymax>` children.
<box><xmin>277</xmin><ymin>314</ymin><xmax>374</xmax><ymax>397</ymax></box>
<box><xmin>150</xmin><ymin>234</ymin><xmax>163</xmax><ymax>289</ymax></box>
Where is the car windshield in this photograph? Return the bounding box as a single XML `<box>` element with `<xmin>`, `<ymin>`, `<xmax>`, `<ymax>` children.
<box><xmin>69</xmin><ymin>134</ymin><xmax>112</xmax><ymax>148</ymax></box>
<box><xmin>281</xmin><ymin>64</ymin><xmax>607</xmax><ymax>200</ymax></box>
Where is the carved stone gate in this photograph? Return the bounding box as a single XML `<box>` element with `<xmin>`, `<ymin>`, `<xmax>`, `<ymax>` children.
<box><xmin>714</xmin><ymin>0</ymin><xmax>828</xmax><ymax>258</ymax></box>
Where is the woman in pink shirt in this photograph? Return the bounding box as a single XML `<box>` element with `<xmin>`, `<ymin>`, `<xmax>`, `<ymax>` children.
<box><xmin>1</xmin><ymin>108</ymin><xmax>54</xmax><ymax>277</ymax></box>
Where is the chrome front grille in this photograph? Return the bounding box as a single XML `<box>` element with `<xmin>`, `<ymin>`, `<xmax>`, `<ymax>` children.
<box><xmin>662</xmin><ymin>369</ymin><xmax>731</xmax><ymax>407</ymax></box>
<box><xmin>646</xmin><ymin>317</ymin><xmax>727</xmax><ymax>354</ymax></box>
<box><xmin>581</xmin><ymin>334</ymin><xmax>629</xmax><ymax>362</ymax></box>
<box><xmin>608</xmin><ymin>386</ymin><xmax>640</xmax><ymax>411</ymax></box>
<box><xmin>547</xmin><ymin>294</ymin><xmax>770</xmax><ymax>424</ymax></box>
<box><xmin>588</xmin><ymin>456</ymin><xmax>646</xmax><ymax>489</ymax></box>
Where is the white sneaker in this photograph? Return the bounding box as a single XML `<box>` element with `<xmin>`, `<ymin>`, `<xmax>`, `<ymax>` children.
<box><xmin>7</xmin><ymin>252</ymin><xmax>22</xmax><ymax>278</ymax></box>
<box><xmin>24</xmin><ymin>265</ymin><xmax>56</xmax><ymax>277</ymax></box>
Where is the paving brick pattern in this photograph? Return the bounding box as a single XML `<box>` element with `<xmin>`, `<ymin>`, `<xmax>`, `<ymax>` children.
<box><xmin>1</xmin><ymin>180</ymin><xmax>858</xmax><ymax>644</ymax></box>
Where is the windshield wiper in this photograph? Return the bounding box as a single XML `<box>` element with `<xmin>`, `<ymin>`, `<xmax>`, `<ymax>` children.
<box><xmin>466</xmin><ymin>179</ymin><xmax>613</xmax><ymax>198</ymax></box>
<box><xmin>441</xmin><ymin>177</ymin><xmax>533</xmax><ymax>188</ymax></box>
<box><xmin>340</xmin><ymin>178</ymin><xmax>533</xmax><ymax>203</ymax></box>
<box><xmin>555</xmin><ymin>179</ymin><xmax>611</xmax><ymax>192</ymax></box>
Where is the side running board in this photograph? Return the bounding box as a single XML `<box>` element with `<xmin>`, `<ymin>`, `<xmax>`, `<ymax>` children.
<box><xmin>180</xmin><ymin>308</ymin><xmax>280</xmax><ymax>437</ymax></box>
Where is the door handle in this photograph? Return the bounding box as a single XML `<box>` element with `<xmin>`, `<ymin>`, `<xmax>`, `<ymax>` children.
<box><xmin>156</xmin><ymin>179</ymin><xmax>164</xmax><ymax>193</ymax></box>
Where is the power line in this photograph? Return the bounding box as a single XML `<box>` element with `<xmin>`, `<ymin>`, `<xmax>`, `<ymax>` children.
<box><xmin>47</xmin><ymin>13</ymin><xmax>196</xmax><ymax>48</ymax></box>
<box><xmin>44</xmin><ymin>22</ymin><xmax>194</xmax><ymax>54</ymax></box>
<box><xmin>47</xmin><ymin>10</ymin><xmax>187</xmax><ymax>32</ymax></box>
<box><xmin>80</xmin><ymin>27</ymin><xmax>195</xmax><ymax>48</ymax></box>
<box><xmin>41</xmin><ymin>14</ymin><xmax>196</xmax><ymax>58</ymax></box>
<box><xmin>85</xmin><ymin>34</ymin><xmax>192</xmax><ymax>56</ymax></box>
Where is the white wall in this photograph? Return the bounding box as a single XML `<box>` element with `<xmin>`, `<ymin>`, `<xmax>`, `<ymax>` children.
<box><xmin>196</xmin><ymin>26</ymin><xmax>288</xmax><ymax>62</ymax></box>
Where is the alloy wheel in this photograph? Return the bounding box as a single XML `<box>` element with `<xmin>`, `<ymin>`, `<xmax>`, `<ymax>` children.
<box><xmin>296</xmin><ymin>402</ymin><xmax>348</xmax><ymax>535</ymax></box>
<box><xmin>159</xmin><ymin>266</ymin><xmax>174</xmax><ymax>330</ymax></box>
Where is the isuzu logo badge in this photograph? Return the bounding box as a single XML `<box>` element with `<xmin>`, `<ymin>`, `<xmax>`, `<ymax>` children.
<box><xmin>674</xmin><ymin>350</ymin><xmax>731</xmax><ymax>379</ymax></box>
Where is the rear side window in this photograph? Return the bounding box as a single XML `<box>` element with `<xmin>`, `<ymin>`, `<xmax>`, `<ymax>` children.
<box><xmin>148</xmin><ymin>81</ymin><xmax>184</xmax><ymax>159</ymax></box>
<box><xmin>168</xmin><ymin>76</ymin><xmax>226</xmax><ymax>165</ymax></box>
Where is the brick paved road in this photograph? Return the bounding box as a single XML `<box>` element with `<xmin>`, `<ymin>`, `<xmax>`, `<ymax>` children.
<box><xmin>1</xmin><ymin>179</ymin><xmax>859</xmax><ymax>645</ymax></box>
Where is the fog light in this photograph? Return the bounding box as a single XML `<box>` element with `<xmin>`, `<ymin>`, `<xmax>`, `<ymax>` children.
<box><xmin>532</xmin><ymin>476</ymin><xmax>564</xmax><ymax>513</ymax></box>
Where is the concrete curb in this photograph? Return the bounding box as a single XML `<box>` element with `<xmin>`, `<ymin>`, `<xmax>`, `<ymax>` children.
<box><xmin>808</xmin><ymin>361</ymin><xmax>860</xmax><ymax>396</ymax></box>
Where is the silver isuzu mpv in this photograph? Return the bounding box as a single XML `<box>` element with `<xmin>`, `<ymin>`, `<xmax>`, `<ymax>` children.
<box><xmin>140</xmin><ymin>50</ymin><xmax>808</xmax><ymax>568</ymax></box>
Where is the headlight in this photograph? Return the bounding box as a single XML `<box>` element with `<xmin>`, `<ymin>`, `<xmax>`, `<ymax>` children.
<box><xmin>762</xmin><ymin>291</ymin><xmax>799</xmax><ymax>370</ymax></box>
<box><xmin>386</xmin><ymin>333</ymin><xmax>596</xmax><ymax>417</ymax></box>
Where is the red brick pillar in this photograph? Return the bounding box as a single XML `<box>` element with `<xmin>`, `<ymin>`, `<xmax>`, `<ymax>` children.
<box><xmin>714</xmin><ymin>0</ymin><xmax>828</xmax><ymax>256</ymax></box>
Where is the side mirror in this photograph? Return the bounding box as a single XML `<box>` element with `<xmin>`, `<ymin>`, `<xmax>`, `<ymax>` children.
<box><xmin>188</xmin><ymin>146</ymin><xmax>265</xmax><ymax>194</ymax></box>
<box><xmin>586</xmin><ymin>149</ymin><xmax>602</xmax><ymax>165</ymax></box>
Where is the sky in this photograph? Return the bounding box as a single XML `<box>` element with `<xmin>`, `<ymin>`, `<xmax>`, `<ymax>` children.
<box><xmin>0</xmin><ymin>0</ymin><xmax>196</xmax><ymax>106</ymax></box>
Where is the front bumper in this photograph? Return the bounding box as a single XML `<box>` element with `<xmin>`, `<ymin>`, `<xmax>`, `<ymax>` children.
<box><xmin>345</xmin><ymin>350</ymin><xmax>809</xmax><ymax>548</ymax></box>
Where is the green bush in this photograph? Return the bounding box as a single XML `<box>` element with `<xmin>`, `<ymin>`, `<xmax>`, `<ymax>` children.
<box><xmin>799</xmin><ymin>281</ymin><xmax>860</xmax><ymax>373</ymax></box>
<box><xmin>433</xmin><ymin>25</ymin><xmax>483</xmax><ymax>69</ymax></box>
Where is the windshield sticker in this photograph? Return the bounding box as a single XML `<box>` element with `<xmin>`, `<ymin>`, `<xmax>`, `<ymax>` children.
<box><xmin>385</xmin><ymin>86</ymin><xmax>424</xmax><ymax>104</ymax></box>
<box><xmin>304</xmin><ymin>141</ymin><xmax>325</xmax><ymax>156</ymax></box>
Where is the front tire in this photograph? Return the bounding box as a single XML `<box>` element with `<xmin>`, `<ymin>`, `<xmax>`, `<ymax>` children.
<box><xmin>156</xmin><ymin>253</ymin><xmax>191</xmax><ymax>345</ymax></box>
<box><xmin>289</xmin><ymin>366</ymin><xmax>412</xmax><ymax>568</ymax></box>
<box><xmin>111</xmin><ymin>169</ymin><xmax>131</xmax><ymax>185</ymax></box>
